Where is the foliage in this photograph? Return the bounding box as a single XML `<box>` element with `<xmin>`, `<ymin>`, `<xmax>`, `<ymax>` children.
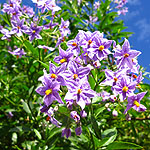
<box><xmin>0</xmin><ymin>0</ymin><xmax>150</xmax><ymax>150</ymax></box>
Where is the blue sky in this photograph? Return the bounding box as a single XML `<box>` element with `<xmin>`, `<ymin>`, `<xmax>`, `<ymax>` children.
<box><xmin>1</xmin><ymin>0</ymin><xmax>150</xmax><ymax>83</ymax></box>
<box><xmin>122</xmin><ymin>0</ymin><xmax>150</xmax><ymax>83</ymax></box>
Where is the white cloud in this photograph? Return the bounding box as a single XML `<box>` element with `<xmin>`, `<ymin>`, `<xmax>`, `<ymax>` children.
<box><xmin>135</xmin><ymin>19</ymin><xmax>150</xmax><ymax>41</ymax></box>
<box><xmin>128</xmin><ymin>0</ymin><xmax>141</xmax><ymax>5</ymax></box>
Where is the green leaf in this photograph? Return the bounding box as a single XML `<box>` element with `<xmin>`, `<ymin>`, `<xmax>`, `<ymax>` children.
<box><xmin>101</xmin><ymin>127</ymin><xmax>117</xmax><ymax>147</ymax></box>
<box><xmin>94</xmin><ymin>106</ymin><xmax>105</xmax><ymax>118</ymax></box>
<box><xmin>91</xmin><ymin>115</ymin><xmax>101</xmax><ymax>139</ymax></box>
<box><xmin>92</xmin><ymin>96</ymin><xmax>102</xmax><ymax>104</ymax></box>
<box><xmin>23</xmin><ymin>40</ymin><xmax>38</xmax><ymax>57</ymax></box>
<box><xmin>88</xmin><ymin>75</ymin><xmax>96</xmax><ymax>90</ymax></box>
<box><xmin>37</xmin><ymin>60</ymin><xmax>49</xmax><ymax>70</ymax></box>
<box><xmin>107</xmin><ymin>141</ymin><xmax>143</xmax><ymax>149</ymax></box>
<box><xmin>34</xmin><ymin>129</ymin><xmax>42</xmax><ymax>140</ymax></box>
<box><xmin>21</xmin><ymin>99</ymin><xmax>31</xmax><ymax>114</ymax></box>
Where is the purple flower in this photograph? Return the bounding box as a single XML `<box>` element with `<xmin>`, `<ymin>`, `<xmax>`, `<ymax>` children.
<box><xmin>2</xmin><ymin>0</ymin><xmax>20</xmax><ymax>14</ymax></box>
<box><xmin>25</xmin><ymin>22</ymin><xmax>42</xmax><ymax>41</ymax></box>
<box><xmin>7</xmin><ymin>112</ymin><xmax>14</xmax><ymax>119</ymax></box>
<box><xmin>22</xmin><ymin>5</ymin><xmax>35</xmax><ymax>17</ymax></box>
<box><xmin>40</xmin><ymin>104</ymin><xmax>49</xmax><ymax>113</ymax></box>
<box><xmin>88</xmin><ymin>37</ymin><xmax>112</xmax><ymax>61</ymax></box>
<box><xmin>65</xmin><ymin>78</ymin><xmax>96</xmax><ymax>109</ymax></box>
<box><xmin>10</xmin><ymin>5</ymin><xmax>22</xmax><ymax>20</ymax></box>
<box><xmin>10</xmin><ymin>18</ymin><xmax>28</xmax><ymax>37</ymax></box>
<box><xmin>1</xmin><ymin>28</ymin><xmax>11</xmax><ymax>40</ymax></box>
<box><xmin>8</xmin><ymin>48</ymin><xmax>26</xmax><ymax>58</ymax></box>
<box><xmin>63</xmin><ymin>61</ymin><xmax>90</xmax><ymax>86</ymax></box>
<box><xmin>80</xmin><ymin>110</ymin><xmax>87</xmax><ymax>118</ymax></box>
<box><xmin>118</xmin><ymin>7</ymin><xmax>128</xmax><ymax>15</ymax></box>
<box><xmin>124</xmin><ymin>92</ymin><xmax>147</xmax><ymax>114</ymax></box>
<box><xmin>70</xmin><ymin>111</ymin><xmax>80</xmax><ymax>123</ymax></box>
<box><xmin>59</xmin><ymin>18</ymin><xmax>70</xmax><ymax>36</ymax></box>
<box><xmin>46</xmin><ymin>107</ymin><xmax>62</xmax><ymax>127</ymax></box>
<box><xmin>54</xmin><ymin>46</ymin><xmax>73</xmax><ymax>65</ymax></box>
<box><xmin>67</xmin><ymin>38</ymin><xmax>81</xmax><ymax>56</ymax></box>
<box><xmin>79</xmin><ymin>30</ymin><xmax>103</xmax><ymax>50</ymax></box>
<box><xmin>75</xmin><ymin>127</ymin><xmax>82</xmax><ymax>136</ymax></box>
<box><xmin>100</xmin><ymin>91</ymin><xmax>110</xmax><ymax>102</ymax></box>
<box><xmin>36</xmin><ymin>75</ymin><xmax>64</xmax><ymax>106</ymax></box>
<box><xmin>55</xmin><ymin>36</ymin><xmax>66</xmax><ymax>47</ymax></box>
<box><xmin>44</xmin><ymin>20</ymin><xmax>58</xmax><ymax>30</ymax></box>
<box><xmin>101</xmin><ymin>69</ymin><xmax>126</xmax><ymax>87</ymax></box>
<box><xmin>136</xmin><ymin>72</ymin><xmax>144</xmax><ymax>84</ymax></box>
<box><xmin>62</xmin><ymin>128</ymin><xmax>71</xmax><ymax>138</ymax></box>
<box><xmin>114</xmin><ymin>39</ymin><xmax>141</xmax><ymax>69</ymax></box>
<box><xmin>38</xmin><ymin>0</ymin><xmax>61</xmax><ymax>13</ymax></box>
<box><xmin>113</xmin><ymin>77</ymin><xmax>136</xmax><ymax>100</ymax></box>
<box><xmin>112</xmin><ymin>110</ymin><xmax>118</xmax><ymax>117</ymax></box>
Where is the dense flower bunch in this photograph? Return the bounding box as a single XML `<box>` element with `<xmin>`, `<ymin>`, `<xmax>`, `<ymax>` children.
<box><xmin>36</xmin><ymin>30</ymin><xmax>146</xmax><ymax>138</ymax></box>
<box><xmin>0</xmin><ymin>0</ymin><xmax>70</xmax><ymax>57</ymax></box>
<box><xmin>0</xmin><ymin>0</ymin><xmax>146</xmax><ymax>139</ymax></box>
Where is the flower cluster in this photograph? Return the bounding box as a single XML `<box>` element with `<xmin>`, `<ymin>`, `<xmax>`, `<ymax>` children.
<box><xmin>113</xmin><ymin>0</ymin><xmax>128</xmax><ymax>15</ymax></box>
<box><xmin>0</xmin><ymin>0</ymin><xmax>147</xmax><ymax>139</ymax></box>
<box><xmin>0</xmin><ymin>0</ymin><xmax>70</xmax><ymax>57</ymax></box>
<box><xmin>36</xmin><ymin>28</ymin><xmax>147</xmax><ymax>138</ymax></box>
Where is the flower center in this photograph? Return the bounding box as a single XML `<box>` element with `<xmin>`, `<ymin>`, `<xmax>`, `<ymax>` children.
<box><xmin>60</xmin><ymin>58</ymin><xmax>67</xmax><ymax>63</ymax></box>
<box><xmin>73</xmin><ymin>74</ymin><xmax>78</xmax><ymax>79</ymax></box>
<box><xmin>124</xmin><ymin>53</ymin><xmax>129</xmax><ymax>58</ymax></box>
<box><xmin>114</xmin><ymin>77</ymin><xmax>118</xmax><ymax>82</ymax></box>
<box><xmin>12</xmin><ymin>12</ymin><xmax>16</xmax><ymax>16</ymax></box>
<box><xmin>51</xmin><ymin>74</ymin><xmax>57</xmax><ymax>79</ymax></box>
<box><xmin>44</xmin><ymin>49</ymin><xmax>47</xmax><ymax>53</ymax></box>
<box><xmin>77</xmin><ymin>89</ymin><xmax>82</xmax><ymax>94</ymax></box>
<box><xmin>84</xmin><ymin>53</ymin><xmax>88</xmax><ymax>56</ymax></box>
<box><xmin>46</xmin><ymin>116</ymin><xmax>50</xmax><ymax>121</ymax></box>
<box><xmin>88</xmin><ymin>40</ymin><xmax>92</xmax><ymax>45</ymax></box>
<box><xmin>99</xmin><ymin>45</ymin><xmax>104</xmax><ymax>51</ymax></box>
<box><xmin>133</xmin><ymin>74</ymin><xmax>137</xmax><ymax>79</ymax></box>
<box><xmin>122</xmin><ymin>86</ymin><xmax>128</xmax><ymax>92</ymax></box>
<box><xmin>10</xmin><ymin>4</ymin><xmax>13</xmax><ymax>7</ymax></box>
<box><xmin>32</xmin><ymin>30</ymin><xmax>36</xmax><ymax>33</ymax></box>
<box><xmin>72</xmin><ymin>42</ymin><xmax>77</xmax><ymax>47</ymax></box>
<box><xmin>134</xmin><ymin>100</ymin><xmax>140</xmax><ymax>107</ymax></box>
<box><xmin>17</xmin><ymin>26</ymin><xmax>20</xmax><ymax>29</ymax></box>
<box><xmin>45</xmin><ymin>89</ymin><xmax>52</xmax><ymax>95</ymax></box>
<box><xmin>137</xmin><ymin>84</ymin><xmax>141</xmax><ymax>89</ymax></box>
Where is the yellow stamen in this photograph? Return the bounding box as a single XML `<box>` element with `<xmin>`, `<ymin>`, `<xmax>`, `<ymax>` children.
<box><xmin>114</xmin><ymin>77</ymin><xmax>118</xmax><ymax>82</ymax></box>
<box><xmin>122</xmin><ymin>86</ymin><xmax>128</xmax><ymax>92</ymax></box>
<box><xmin>99</xmin><ymin>45</ymin><xmax>104</xmax><ymax>51</ymax></box>
<box><xmin>133</xmin><ymin>74</ymin><xmax>137</xmax><ymax>79</ymax></box>
<box><xmin>51</xmin><ymin>74</ymin><xmax>57</xmax><ymax>79</ymax></box>
<box><xmin>45</xmin><ymin>89</ymin><xmax>52</xmax><ymax>95</ymax></box>
<box><xmin>84</xmin><ymin>53</ymin><xmax>88</xmax><ymax>56</ymax></box>
<box><xmin>77</xmin><ymin>89</ymin><xmax>82</xmax><ymax>94</ymax></box>
<box><xmin>88</xmin><ymin>40</ymin><xmax>92</xmax><ymax>45</ymax></box>
<box><xmin>124</xmin><ymin>53</ymin><xmax>129</xmax><ymax>58</ymax></box>
<box><xmin>60</xmin><ymin>58</ymin><xmax>67</xmax><ymax>63</ymax></box>
<box><xmin>72</xmin><ymin>42</ymin><xmax>77</xmax><ymax>47</ymax></box>
<box><xmin>134</xmin><ymin>100</ymin><xmax>140</xmax><ymax>107</ymax></box>
<box><xmin>137</xmin><ymin>84</ymin><xmax>141</xmax><ymax>89</ymax></box>
<box><xmin>73</xmin><ymin>74</ymin><xmax>78</xmax><ymax>79</ymax></box>
<box><xmin>12</xmin><ymin>12</ymin><xmax>16</xmax><ymax>16</ymax></box>
<box><xmin>32</xmin><ymin>30</ymin><xmax>36</xmax><ymax>33</ymax></box>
